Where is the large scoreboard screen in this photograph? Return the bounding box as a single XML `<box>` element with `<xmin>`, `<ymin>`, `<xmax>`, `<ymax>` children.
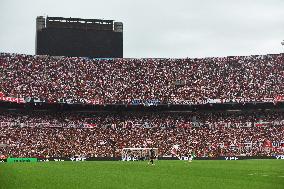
<box><xmin>36</xmin><ymin>16</ymin><xmax>123</xmax><ymax>58</ymax></box>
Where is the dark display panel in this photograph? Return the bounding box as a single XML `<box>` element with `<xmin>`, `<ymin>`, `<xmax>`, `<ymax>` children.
<box><xmin>36</xmin><ymin>28</ymin><xmax>123</xmax><ymax>58</ymax></box>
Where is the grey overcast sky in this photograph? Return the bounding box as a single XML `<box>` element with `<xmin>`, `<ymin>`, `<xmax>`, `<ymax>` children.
<box><xmin>0</xmin><ymin>0</ymin><xmax>283</xmax><ymax>58</ymax></box>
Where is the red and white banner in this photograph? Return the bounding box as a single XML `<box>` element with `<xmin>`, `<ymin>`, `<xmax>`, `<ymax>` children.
<box><xmin>208</xmin><ymin>121</ymin><xmax>252</xmax><ymax>128</ymax></box>
<box><xmin>0</xmin><ymin>96</ymin><xmax>25</xmax><ymax>104</ymax></box>
<box><xmin>86</xmin><ymin>99</ymin><xmax>104</xmax><ymax>105</ymax></box>
<box><xmin>169</xmin><ymin>96</ymin><xmax>282</xmax><ymax>105</ymax></box>
<box><xmin>263</xmin><ymin>139</ymin><xmax>272</xmax><ymax>148</ymax></box>
<box><xmin>83</xmin><ymin>123</ymin><xmax>97</xmax><ymax>128</ymax></box>
<box><xmin>178</xmin><ymin>123</ymin><xmax>191</xmax><ymax>128</ymax></box>
<box><xmin>274</xmin><ymin>96</ymin><xmax>284</xmax><ymax>103</ymax></box>
<box><xmin>254</xmin><ymin>121</ymin><xmax>271</xmax><ymax>127</ymax></box>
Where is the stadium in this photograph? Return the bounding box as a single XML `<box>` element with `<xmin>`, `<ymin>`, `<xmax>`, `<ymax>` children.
<box><xmin>0</xmin><ymin>1</ymin><xmax>284</xmax><ymax>189</ymax></box>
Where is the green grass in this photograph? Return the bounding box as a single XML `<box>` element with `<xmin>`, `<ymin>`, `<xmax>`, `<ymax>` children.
<box><xmin>0</xmin><ymin>160</ymin><xmax>284</xmax><ymax>189</ymax></box>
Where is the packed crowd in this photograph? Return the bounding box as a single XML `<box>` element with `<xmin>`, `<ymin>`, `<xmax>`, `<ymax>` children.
<box><xmin>0</xmin><ymin>111</ymin><xmax>283</xmax><ymax>158</ymax></box>
<box><xmin>0</xmin><ymin>53</ymin><xmax>283</xmax><ymax>104</ymax></box>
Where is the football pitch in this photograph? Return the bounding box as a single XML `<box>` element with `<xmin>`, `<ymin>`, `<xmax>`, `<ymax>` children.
<box><xmin>0</xmin><ymin>160</ymin><xmax>283</xmax><ymax>189</ymax></box>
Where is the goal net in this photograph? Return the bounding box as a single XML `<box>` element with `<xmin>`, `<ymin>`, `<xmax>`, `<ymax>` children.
<box><xmin>121</xmin><ymin>148</ymin><xmax>158</xmax><ymax>161</ymax></box>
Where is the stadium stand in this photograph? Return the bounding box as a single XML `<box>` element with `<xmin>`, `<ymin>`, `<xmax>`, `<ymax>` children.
<box><xmin>0</xmin><ymin>111</ymin><xmax>283</xmax><ymax>158</ymax></box>
<box><xmin>0</xmin><ymin>53</ymin><xmax>283</xmax><ymax>104</ymax></box>
<box><xmin>0</xmin><ymin>53</ymin><xmax>283</xmax><ymax>159</ymax></box>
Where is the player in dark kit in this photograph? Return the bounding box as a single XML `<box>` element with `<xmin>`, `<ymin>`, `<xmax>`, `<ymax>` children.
<box><xmin>148</xmin><ymin>148</ymin><xmax>155</xmax><ymax>165</ymax></box>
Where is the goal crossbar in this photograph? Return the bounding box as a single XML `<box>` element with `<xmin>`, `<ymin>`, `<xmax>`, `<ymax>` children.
<box><xmin>121</xmin><ymin>148</ymin><xmax>158</xmax><ymax>161</ymax></box>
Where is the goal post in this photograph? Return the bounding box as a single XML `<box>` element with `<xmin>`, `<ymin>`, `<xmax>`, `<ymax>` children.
<box><xmin>121</xmin><ymin>148</ymin><xmax>158</xmax><ymax>161</ymax></box>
